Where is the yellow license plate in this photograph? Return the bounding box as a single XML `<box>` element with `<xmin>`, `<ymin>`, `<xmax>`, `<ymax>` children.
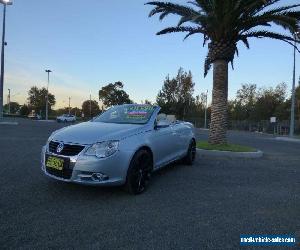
<box><xmin>46</xmin><ymin>156</ymin><xmax>64</xmax><ymax>171</ymax></box>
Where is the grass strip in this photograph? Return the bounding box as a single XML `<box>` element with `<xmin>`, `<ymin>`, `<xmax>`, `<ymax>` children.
<box><xmin>197</xmin><ymin>141</ymin><xmax>256</xmax><ymax>152</ymax></box>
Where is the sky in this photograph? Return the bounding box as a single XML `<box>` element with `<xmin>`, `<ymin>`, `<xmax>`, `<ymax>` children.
<box><xmin>2</xmin><ymin>0</ymin><xmax>300</xmax><ymax>109</ymax></box>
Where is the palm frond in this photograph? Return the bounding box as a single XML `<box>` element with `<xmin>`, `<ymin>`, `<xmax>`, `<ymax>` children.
<box><xmin>156</xmin><ymin>26</ymin><xmax>205</xmax><ymax>36</ymax></box>
<box><xmin>239</xmin><ymin>14</ymin><xmax>299</xmax><ymax>34</ymax></box>
<box><xmin>183</xmin><ymin>28</ymin><xmax>205</xmax><ymax>40</ymax></box>
<box><xmin>242</xmin><ymin>30</ymin><xmax>297</xmax><ymax>42</ymax></box>
<box><xmin>203</xmin><ymin>34</ymin><xmax>209</xmax><ymax>46</ymax></box>
<box><xmin>194</xmin><ymin>0</ymin><xmax>213</xmax><ymax>14</ymax></box>
<box><xmin>146</xmin><ymin>1</ymin><xmax>199</xmax><ymax>20</ymax></box>
<box><xmin>187</xmin><ymin>1</ymin><xmax>201</xmax><ymax>9</ymax></box>
<box><xmin>240</xmin><ymin>36</ymin><xmax>250</xmax><ymax>49</ymax></box>
<box><xmin>239</xmin><ymin>30</ymin><xmax>300</xmax><ymax>52</ymax></box>
<box><xmin>259</xmin><ymin>4</ymin><xmax>300</xmax><ymax>16</ymax></box>
<box><xmin>242</xmin><ymin>0</ymin><xmax>281</xmax><ymax>16</ymax></box>
<box><xmin>235</xmin><ymin>47</ymin><xmax>239</xmax><ymax>57</ymax></box>
<box><xmin>146</xmin><ymin>0</ymin><xmax>300</xmax><ymax>76</ymax></box>
<box><xmin>178</xmin><ymin>16</ymin><xmax>193</xmax><ymax>26</ymax></box>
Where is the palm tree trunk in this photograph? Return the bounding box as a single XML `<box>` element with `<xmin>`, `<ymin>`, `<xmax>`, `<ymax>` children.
<box><xmin>208</xmin><ymin>60</ymin><xmax>228</xmax><ymax>144</ymax></box>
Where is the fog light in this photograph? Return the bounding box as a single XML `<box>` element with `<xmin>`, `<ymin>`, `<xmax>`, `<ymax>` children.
<box><xmin>91</xmin><ymin>173</ymin><xmax>108</xmax><ymax>181</ymax></box>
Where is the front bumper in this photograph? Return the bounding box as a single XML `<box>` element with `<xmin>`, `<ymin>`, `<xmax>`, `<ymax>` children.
<box><xmin>41</xmin><ymin>145</ymin><xmax>130</xmax><ymax>186</ymax></box>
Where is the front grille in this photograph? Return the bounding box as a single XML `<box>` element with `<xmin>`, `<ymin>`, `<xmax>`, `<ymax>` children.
<box><xmin>48</xmin><ymin>141</ymin><xmax>85</xmax><ymax>156</ymax></box>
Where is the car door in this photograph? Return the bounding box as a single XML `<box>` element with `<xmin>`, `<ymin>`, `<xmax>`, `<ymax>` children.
<box><xmin>170</xmin><ymin>122</ymin><xmax>187</xmax><ymax>157</ymax></box>
<box><xmin>150</xmin><ymin>120</ymin><xmax>179</xmax><ymax>169</ymax></box>
<box><xmin>171</xmin><ymin>122</ymin><xmax>190</xmax><ymax>157</ymax></box>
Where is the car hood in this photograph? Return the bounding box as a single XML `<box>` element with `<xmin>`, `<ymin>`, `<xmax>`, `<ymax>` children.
<box><xmin>51</xmin><ymin>121</ymin><xmax>147</xmax><ymax>145</ymax></box>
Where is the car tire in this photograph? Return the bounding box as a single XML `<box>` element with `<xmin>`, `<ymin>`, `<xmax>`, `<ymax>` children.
<box><xmin>125</xmin><ymin>149</ymin><xmax>153</xmax><ymax>195</ymax></box>
<box><xmin>183</xmin><ymin>139</ymin><xmax>196</xmax><ymax>165</ymax></box>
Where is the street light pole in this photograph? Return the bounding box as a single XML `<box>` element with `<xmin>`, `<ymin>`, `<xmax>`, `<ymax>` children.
<box><xmin>45</xmin><ymin>69</ymin><xmax>52</xmax><ymax>120</ymax></box>
<box><xmin>290</xmin><ymin>32</ymin><xmax>299</xmax><ymax>137</ymax></box>
<box><xmin>204</xmin><ymin>89</ymin><xmax>208</xmax><ymax>129</ymax></box>
<box><xmin>0</xmin><ymin>0</ymin><xmax>12</xmax><ymax>119</ymax></box>
<box><xmin>7</xmin><ymin>88</ymin><xmax>10</xmax><ymax>114</ymax></box>
<box><xmin>68</xmin><ymin>97</ymin><xmax>71</xmax><ymax>115</ymax></box>
<box><xmin>89</xmin><ymin>94</ymin><xmax>92</xmax><ymax>118</ymax></box>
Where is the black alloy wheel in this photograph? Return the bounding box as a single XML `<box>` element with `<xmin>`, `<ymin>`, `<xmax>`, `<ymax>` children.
<box><xmin>126</xmin><ymin>149</ymin><xmax>153</xmax><ymax>195</ymax></box>
<box><xmin>184</xmin><ymin>140</ymin><xmax>196</xmax><ymax>165</ymax></box>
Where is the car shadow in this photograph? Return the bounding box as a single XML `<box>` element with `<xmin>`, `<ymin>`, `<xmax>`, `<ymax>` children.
<box><xmin>44</xmin><ymin>179</ymin><xmax>125</xmax><ymax>198</ymax></box>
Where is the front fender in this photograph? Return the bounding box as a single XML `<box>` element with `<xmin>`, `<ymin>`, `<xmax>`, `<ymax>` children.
<box><xmin>119</xmin><ymin>130</ymin><xmax>154</xmax><ymax>166</ymax></box>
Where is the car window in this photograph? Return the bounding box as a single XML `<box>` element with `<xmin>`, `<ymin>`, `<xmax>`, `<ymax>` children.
<box><xmin>155</xmin><ymin>111</ymin><xmax>171</xmax><ymax>127</ymax></box>
<box><xmin>157</xmin><ymin>113</ymin><xmax>167</xmax><ymax>121</ymax></box>
<box><xmin>157</xmin><ymin>112</ymin><xmax>176</xmax><ymax>124</ymax></box>
<box><xmin>93</xmin><ymin>105</ymin><xmax>157</xmax><ymax>124</ymax></box>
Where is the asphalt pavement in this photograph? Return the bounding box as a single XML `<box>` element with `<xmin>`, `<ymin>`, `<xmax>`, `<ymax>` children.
<box><xmin>0</xmin><ymin>118</ymin><xmax>299</xmax><ymax>249</ymax></box>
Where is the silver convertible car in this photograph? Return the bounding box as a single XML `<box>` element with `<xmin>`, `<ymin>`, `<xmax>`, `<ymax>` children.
<box><xmin>41</xmin><ymin>104</ymin><xmax>196</xmax><ymax>194</ymax></box>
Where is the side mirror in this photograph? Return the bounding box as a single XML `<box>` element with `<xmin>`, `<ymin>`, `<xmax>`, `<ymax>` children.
<box><xmin>155</xmin><ymin>120</ymin><xmax>170</xmax><ymax>129</ymax></box>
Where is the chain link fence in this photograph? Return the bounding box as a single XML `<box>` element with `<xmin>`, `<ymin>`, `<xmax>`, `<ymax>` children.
<box><xmin>184</xmin><ymin>117</ymin><xmax>206</xmax><ymax>129</ymax></box>
<box><xmin>228</xmin><ymin>120</ymin><xmax>297</xmax><ymax>135</ymax></box>
<box><xmin>185</xmin><ymin>116</ymin><xmax>300</xmax><ymax>135</ymax></box>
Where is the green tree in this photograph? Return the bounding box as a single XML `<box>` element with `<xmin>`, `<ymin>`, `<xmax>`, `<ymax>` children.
<box><xmin>82</xmin><ymin>100</ymin><xmax>100</xmax><ymax>118</ymax></box>
<box><xmin>235</xmin><ymin>84</ymin><xmax>257</xmax><ymax>120</ymax></box>
<box><xmin>99</xmin><ymin>82</ymin><xmax>132</xmax><ymax>107</ymax></box>
<box><xmin>228</xmin><ymin>100</ymin><xmax>246</xmax><ymax>121</ymax></box>
<box><xmin>55</xmin><ymin>108</ymin><xmax>69</xmax><ymax>116</ymax></box>
<box><xmin>229</xmin><ymin>83</ymin><xmax>289</xmax><ymax>121</ymax></box>
<box><xmin>19</xmin><ymin>104</ymin><xmax>30</xmax><ymax>116</ymax></box>
<box><xmin>4</xmin><ymin>102</ymin><xmax>20</xmax><ymax>114</ymax></box>
<box><xmin>27</xmin><ymin>86</ymin><xmax>56</xmax><ymax>117</ymax></box>
<box><xmin>146</xmin><ymin>0</ymin><xmax>300</xmax><ymax>144</ymax></box>
<box><xmin>254</xmin><ymin>83</ymin><xmax>288</xmax><ymax>121</ymax></box>
<box><xmin>156</xmin><ymin>75</ymin><xmax>178</xmax><ymax>114</ymax></box>
<box><xmin>193</xmin><ymin>92</ymin><xmax>207</xmax><ymax>117</ymax></box>
<box><xmin>54</xmin><ymin>107</ymin><xmax>81</xmax><ymax>117</ymax></box>
<box><xmin>296</xmin><ymin>86</ymin><xmax>300</xmax><ymax>100</ymax></box>
<box><xmin>185</xmin><ymin>92</ymin><xmax>210</xmax><ymax>127</ymax></box>
<box><xmin>71</xmin><ymin>107</ymin><xmax>82</xmax><ymax>117</ymax></box>
<box><xmin>157</xmin><ymin>68</ymin><xmax>195</xmax><ymax>119</ymax></box>
<box><xmin>143</xmin><ymin>99</ymin><xmax>152</xmax><ymax>105</ymax></box>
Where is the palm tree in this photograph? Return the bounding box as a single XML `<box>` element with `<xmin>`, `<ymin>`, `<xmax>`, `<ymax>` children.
<box><xmin>146</xmin><ymin>0</ymin><xmax>300</xmax><ymax>144</ymax></box>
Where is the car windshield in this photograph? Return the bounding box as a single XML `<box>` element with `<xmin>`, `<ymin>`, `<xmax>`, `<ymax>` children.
<box><xmin>93</xmin><ymin>105</ymin><xmax>156</xmax><ymax>124</ymax></box>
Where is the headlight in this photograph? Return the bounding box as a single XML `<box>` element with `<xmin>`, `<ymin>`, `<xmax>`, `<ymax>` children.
<box><xmin>85</xmin><ymin>140</ymin><xmax>119</xmax><ymax>158</ymax></box>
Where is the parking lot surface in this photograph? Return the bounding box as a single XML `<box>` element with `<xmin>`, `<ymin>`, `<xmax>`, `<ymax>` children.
<box><xmin>1</xmin><ymin>119</ymin><xmax>299</xmax><ymax>249</ymax></box>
